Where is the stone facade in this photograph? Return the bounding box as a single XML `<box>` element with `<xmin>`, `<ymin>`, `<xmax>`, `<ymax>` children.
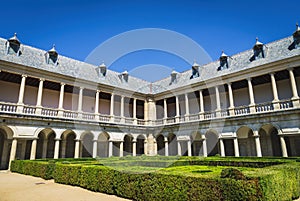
<box><xmin>1</xmin><ymin>26</ymin><xmax>300</xmax><ymax>169</ymax></box>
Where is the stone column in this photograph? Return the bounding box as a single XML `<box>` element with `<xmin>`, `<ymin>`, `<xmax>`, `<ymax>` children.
<box><xmin>8</xmin><ymin>139</ymin><xmax>18</xmax><ymax>169</ymax></box>
<box><xmin>54</xmin><ymin>139</ymin><xmax>60</xmax><ymax>159</ymax></box>
<box><xmin>74</xmin><ymin>140</ymin><xmax>80</xmax><ymax>158</ymax></box>
<box><xmin>133</xmin><ymin>98</ymin><xmax>137</xmax><ymax>124</ymax></box>
<box><xmin>30</xmin><ymin>139</ymin><xmax>37</xmax><ymax>160</ymax></box>
<box><xmin>108</xmin><ymin>141</ymin><xmax>113</xmax><ymax>157</ymax></box>
<box><xmin>119</xmin><ymin>141</ymin><xmax>124</xmax><ymax>157</ymax></box>
<box><xmin>187</xmin><ymin>140</ymin><xmax>192</xmax><ymax>156</ymax></box>
<box><xmin>164</xmin><ymin>139</ymin><xmax>169</xmax><ymax>156</ymax></box>
<box><xmin>280</xmin><ymin>136</ymin><xmax>288</xmax><ymax>157</ymax></box>
<box><xmin>163</xmin><ymin>98</ymin><xmax>168</xmax><ymax>123</ymax></box>
<box><xmin>288</xmin><ymin>68</ymin><xmax>300</xmax><ymax>107</ymax></box>
<box><xmin>219</xmin><ymin>138</ymin><xmax>225</xmax><ymax>157</ymax></box>
<box><xmin>253</xmin><ymin>131</ymin><xmax>262</xmax><ymax>157</ymax></box>
<box><xmin>215</xmin><ymin>86</ymin><xmax>221</xmax><ymax>117</ymax></box>
<box><xmin>57</xmin><ymin>82</ymin><xmax>65</xmax><ymax>117</ymax></box>
<box><xmin>227</xmin><ymin>82</ymin><xmax>235</xmax><ymax>116</ymax></box>
<box><xmin>270</xmin><ymin>73</ymin><xmax>280</xmax><ymax>110</ymax></box>
<box><xmin>95</xmin><ymin>90</ymin><xmax>100</xmax><ymax>120</ymax></box>
<box><xmin>233</xmin><ymin>138</ymin><xmax>240</xmax><ymax>157</ymax></box>
<box><xmin>120</xmin><ymin>95</ymin><xmax>124</xmax><ymax>117</ymax></box>
<box><xmin>199</xmin><ymin>90</ymin><xmax>204</xmax><ymax>120</ymax></box>
<box><xmin>42</xmin><ymin>140</ymin><xmax>48</xmax><ymax>158</ymax></box>
<box><xmin>35</xmin><ymin>78</ymin><xmax>44</xmax><ymax>115</ymax></box>
<box><xmin>132</xmin><ymin>140</ymin><xmax>136</xmax><ymax>156</ymax></box>
<box><xmin>183</xmin><ymin>94</ymin><xmax>189</xmax><ymax>121</ymax></box>
<box><xmin>177</xmin><ymin>141</ymin><xmax>182</xmax><ymax>156</ymax></box>
<box><xmin>247</xmin><ymin>78</ymin><xmax>256</xmax><ymax>113</ymax></box>
<box><xmin>175</xmin><ymin>95</ymin><xmax>180</xmax><ymax>122</ymax></box>
<box><xmin>202</xmin><ymin>137</ymin><xmax>208</xmax><ymax>157</ymax></box>
<box><xmin>92</xmin><ymin>140</ymin><xmax>98</xmax><ymax>158</ymax></box>
<box><xmin>17</xmin><ymin>75</ymin><xmax>27</xmax><ymax>113</ymax></box>
<box><xmin>110</xmin><ymin>93</ymin><xmax>114</xmax><ymax>122</ymax></box>
<box><xmin>144</xmin><ymin>140</ymin><xmax>148</xmax><ymax>155</ymax></box>
<box><xmin>77</xmin><ymin>87</ymin><xmax>84</xmax><ymax>118</ymax></box>
<box><xmin>61</xmin><ymin>140</ymin><xmax>66</xmax><ymax>158</ymax></box>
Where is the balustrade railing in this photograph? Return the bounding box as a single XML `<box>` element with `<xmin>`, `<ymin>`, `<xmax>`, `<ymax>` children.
<box><xmin>41</xmin><ymin>108</ymin><xmax>58</xmax><ymax>117</ymax></box>
<box><xmin>23</xmin><ymin>105</ymin><xmax>36</xmax><ymax>114</ymax></box>
<box><xmin>279</xmin><ymin>99</ymin><xmax>293</xmax><ymax>110</ymax></box>
<box><xmin>63</xmin><ymin>110</ymin><xmax>78</xmax><ymax>119</ymax></box>
<box><xmin>99</xmin><ymin>114</ymin><xmax>110</xmax><ymax>122</ymax></box>
<box><xmin>255</xmin><ymin>102</ymin><xmax>274</xmax><ymax>112</ymax></box>
<box><xmin>234</xmin><ymin>106</ymin><xmax>250</xmax><ymax>115</ymax></box>
<box><xmin>0</xmin><ymin>102</ymin><xmax>17</xmax><ymax>113</ymax></box>
<box><xmin>0</xmin><ymin>98</ymin><xmax>298</xmax><ymax>126</ymax></box>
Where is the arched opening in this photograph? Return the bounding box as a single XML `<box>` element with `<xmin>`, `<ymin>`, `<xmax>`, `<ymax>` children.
<box><xmin>156</xmin><ymin>135</ymin><xmax>165</xmax><ymax>155</ymax></box>
<box><xmin>191</xmin><ymin>132</ymin><xmax>203</xmax><ymax>156</ymax></box>
<box><xmin>124</xmin><ymin>134</ymin><xmax>133</xmax><ymax>156</ymax></box>
<box><xmin>36</xmin><ymin>128</ymin><xmax>56</xmax><ymax>159</ymax></box>
<box><xmin>0</xmin><ymin>126</ymin><xmax>13</xmax><ymax>170</ymax></box>
<box><xmin>60</xmin><ymin>130</ymin><xmax>76</xmax><ymax>158</ymax></box>
<box><xmin>168</xmin><ymin>133</ymin><xmax>177</xmax><ymax>156</ymax></box>
<box><xmin>81</xmin><ymin>133</ymin><xmax>93</xmax><ymax>157</ymax></box>
<box><xmin>259</xmin><ymin>125</ymin><xmax>281</xmax><ymax>156</ymax></box>
<box><xmin>136</xmin><ymin>135</ymin><xmax>145</xmax><ymax>155</ymax></box>
<box><xmin>237</xmin><ymin>126</ymin><xmax>256</xmax><ymax>156</ymax></box>
<box><xmin>205</xmin><ymin>130</ymin><xmax>219</xmax><ymax>156</ymax></box>
<box><xmin>285</xmin><ymin>135</ymin><xmax>300</xmax><ymax>156</ymax></box>
<box><xmin>223</xmin><ymin>139</ymin><xmax>234</xmax><ymax>156</ymax></box>
<box><xmin>98</xmin><ymin>132</ymin><xmax>110</xmax><ymax>157</ymax></box>
<box><xmin>46</xmin><ymin>132</ymin><xmax>55</xmax><ymax>158</ymax></box>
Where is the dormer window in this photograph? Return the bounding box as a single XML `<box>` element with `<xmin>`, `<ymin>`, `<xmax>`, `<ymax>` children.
<box><xmin>119</xmin><ymin>70</ymin><xmax>129</xmax><ymax>82</ymax></box>
<box><xmin>5</xmin><ymin>33</ymin><xmax>21</xmax><ymax>56</ymax></box>
<box><xmin>218</xmin><ymin>51</ymin><xmax>229</xmax><ymax>71</ymax></box>
<box><xmin>250</xmin><ymin>38</ymin><xmax>265</xmax><ymax>61</ymax></box>
<box><xmin>45</xmin><ymin>45</ymin><xmax>58</xmax><ymax>65</ymax></box>
<box><xmin>96</xmin><ymin>62</ymin><xmax>107</xmax><ymax>77</ymax></box>
<box><xmin>170</xmin><ymin>70</ymin><xmax>178</xmax><ymax>84</ymax></box>
<box><xmin>190</xmin><ymin>61</ymin><xmax>199</xmax><ymax>79</ymax></box>
<box><xmin>292</xmin><ymin>23</ymin><xmax>300</xmax><ymax>49</ymax></box>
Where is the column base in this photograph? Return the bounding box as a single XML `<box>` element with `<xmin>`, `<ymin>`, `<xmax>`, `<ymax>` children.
<box><xmin>291</xmin><ymin>97</ymin><xmax>300</xmax><ymax>108</ymax></box>
<box><xmin>249</xmin><ymin>104</ymin><xmax>256</xmax><ymax>113</ymax></box>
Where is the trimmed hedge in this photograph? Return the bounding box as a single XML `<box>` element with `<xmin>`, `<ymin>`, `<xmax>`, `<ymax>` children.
<box><xmin>10</xmin><ymin>160</ymin><xmax>55</xmax><ymax>180</ymax></box>
<box><xmin>10</xmin><ymin>157</ymin><xmax>300</xmax><ymax>201</ymax></box>
<box><xmin>54</xmin><ymin>163</ymin><xmax>261</xmax><ymax>201</ymax></box>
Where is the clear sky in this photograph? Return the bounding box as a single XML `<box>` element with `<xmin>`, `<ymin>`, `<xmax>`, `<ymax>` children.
<box><xmin>1</xmin><ymin>0</ymin><xmax>299</xmax><ymax>81</ymax></box>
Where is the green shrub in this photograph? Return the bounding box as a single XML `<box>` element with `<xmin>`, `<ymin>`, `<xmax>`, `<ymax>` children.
<box><xmin>220</xmin><ymin>168</ymin><xmax>246</xmax><ymax>180</ymax></box>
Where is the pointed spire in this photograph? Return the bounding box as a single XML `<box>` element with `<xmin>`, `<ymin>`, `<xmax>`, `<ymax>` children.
<box><xmin>192</xmin><ymin>59</ymin><xmax>199</xmax><ymax>69</ymax></box>
<box><xmin>253</xmin><ymin>37</ymin><xmax>263</xmax><ymax>48</ymax></box>
<box><xmin>220</xmin><ymin>50</ymin><xmax>228</xmax><ymax>59</ymax></box>
<box><xmin>293</xmin><ymin>22</ymin><xmax>300</xmax><ymax>37</ymax></box>
<box><xmin>99</xmin><ymin>61</ymin><xmax>106</xmax><ymax>68</ymax></box>
<box><xmin>8</xmin><ymin>33</ymin><xmax>21</xmax><ymax>45</ymax></box>
<box><xmin>48</xmin><ymin>44</ymin><xmax>58</xmax><ymax>56</ymax></box>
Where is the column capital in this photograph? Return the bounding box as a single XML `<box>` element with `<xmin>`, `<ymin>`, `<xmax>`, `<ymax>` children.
<box><xmin>21</xmin><ymin>74</ymin><xmax>28</xmax><ymax>78</ymax></box>
<box><xmin>269</xmin><ymin>72</ymin><xmax>276</xmax><ymax>76</ymax></box>
<box><xmin>96</xmin><ymin>89</ymin><xmax>101</xmax><ymax>93</ymax></box>
<box><xmin>226</xmin><ymin>82</ymin><xmax>232</xmax><ymax>86</ymax></box>
<box><xmin>79</xmin><ymin>86</ymin><xmax>84</xmax><ymax>90</ymax></box>
<box><xmin>60</xmin><ymin>82</ymin><xmax>65</xmax><ymax>86</ymax></box>
<box><xmin>287</xmin><ymin>67</ymin><xmax>294</xmax><ymax>71</ymax></box>
<box><xmin>246</xmin><ymin>77</ymin><xmax>252</xmax><ymax>81</ymax></box>
<box><xmin>39</xmin><ymin>78</ymin><xmax>45</xmax><ymax>81</ymax></box>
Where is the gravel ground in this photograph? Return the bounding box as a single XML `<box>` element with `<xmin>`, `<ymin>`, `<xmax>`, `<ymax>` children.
<box><xmin>0</xmin><ymin>171</ymin><xmax>130</xmax><ymax>201</ymax></box>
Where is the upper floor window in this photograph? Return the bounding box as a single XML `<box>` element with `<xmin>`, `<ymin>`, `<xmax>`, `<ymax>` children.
<box><xmin>5</xmin><ymin>33</ymin><xmax>22</xmax><ymax>56</ymax></box>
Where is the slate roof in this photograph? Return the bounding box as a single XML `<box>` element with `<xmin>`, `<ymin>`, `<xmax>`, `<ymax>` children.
<box><xmin>0</xmin><ymin>34</ymin><xmax>300</xmax><ymax>95</ymax></box>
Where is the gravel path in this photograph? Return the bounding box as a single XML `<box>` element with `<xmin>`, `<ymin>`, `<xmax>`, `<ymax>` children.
<box><xmin>0</xmin><ymin>171</ymin><xmax>130</xmax><ymax>201</ymax></box>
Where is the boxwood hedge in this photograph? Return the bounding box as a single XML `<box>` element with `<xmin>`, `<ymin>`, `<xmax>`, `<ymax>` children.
<box><xmin>10</xmin><ymin>157</ymin><xmax>300</xmax><ymax>201</ymax></box>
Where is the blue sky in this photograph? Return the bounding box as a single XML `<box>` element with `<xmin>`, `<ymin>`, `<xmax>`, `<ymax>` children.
<box><xmin>1</xmin><ymin>0</ymin><xmax>299</xmax><ymax>81</ymax></box>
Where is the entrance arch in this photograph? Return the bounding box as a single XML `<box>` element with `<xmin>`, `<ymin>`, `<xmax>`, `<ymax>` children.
<box><xmin>81</xmin><ymin>132</ymin><xmax>93</xmax><ymax>157</ymax></box>
<box><xmin>259</xmin><ymin>124</ymin><xmax>281</xmax><ymax>156</ymax></box>
<box><xmin>237</xmin><ymin>126</ymin><xmax>256</xmax><ymax>156</ymax></box>
<box><xmin>136</xmin><ymin>135</ymin><xmax>145</xmax><ymax>155</ymax></box>
<box><xmin>191</xmin><ymin>132</ymin><xmax>203</xmax><ymax>156</ymax></box>
<box><xmin>168</xmin><ymin>133</ymin><xmax>177</xmax><ymax>156</ymax></box>
<box><xmin>205</xmin><ymin>130</ymin><xmax>219</xmax><ymax>156</ymax></box>
<box><xmin>61</xmin><ymin>130</ymin><xmax>76</xmax><ymax>158</ymax></box>
<box><xmin>124</xmin><ymin>134</ymin><xmax>133</xmax><ymax>156</ymax></box>
<box><xmin>36</xmin><ymin>128</ymin><xmax>56</xmax><ymax>159</ymax></box>
<box><xmin>156</xmin><ymin>134</ymin><xmax>165</xmax><ymax>155</ymax></box>
<box><xmin>0</xmin><ymin>126</ymin><xmax>13</xmax><ymax>169</ymax></box>
<box><xmin>98</xmin><ymin>132</ymin><xmax>110</xmax><ymax>157</ymax></box>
